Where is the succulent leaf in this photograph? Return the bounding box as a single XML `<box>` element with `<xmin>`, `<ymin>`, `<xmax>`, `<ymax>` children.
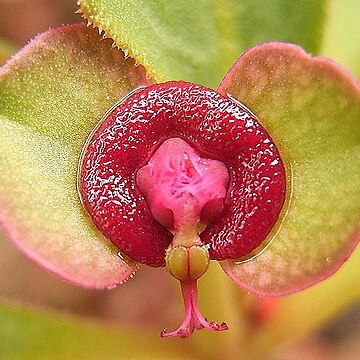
<box><xmin>78</xmin><ymin>0</ymin><xmax>326</xmax><ymax>87</ymax></box>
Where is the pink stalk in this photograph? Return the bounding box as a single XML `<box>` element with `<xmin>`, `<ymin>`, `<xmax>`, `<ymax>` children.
<box><xmin>161</xmin><ymin>280</ymin><xmax>228</xmax><ymax>338</ymax></box>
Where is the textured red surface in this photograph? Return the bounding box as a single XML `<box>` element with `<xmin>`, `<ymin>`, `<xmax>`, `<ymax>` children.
<box><xmin>79</xmin><ymin>82</ymin><xmax>286</xmax><ymax>267</ymax></box>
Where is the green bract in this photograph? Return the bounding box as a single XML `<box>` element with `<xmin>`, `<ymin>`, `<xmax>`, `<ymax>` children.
<box><xmin>0</xmin><ymin>25</ymin><xmax>149</xmax><ymax>288</ymax></box>
<box><xmin>218</xmin><ymin>43</ymin><xmax>360</xmax><ymax>295</ymax></box>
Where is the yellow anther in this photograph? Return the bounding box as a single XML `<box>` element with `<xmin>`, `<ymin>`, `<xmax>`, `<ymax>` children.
<box><xmin>188</xmin><ymin>246</ymin><xmax>209</xmax><ymax>280</ymax></box>
<box><xmin>165</xmin><ymin>245</ymin><xmax>210</xmax><ymax>281</ymax></box>
<box><xmin>165</xmin><ymin>246</ymin><xmax>188</xmax><ymax>281</ymax></box>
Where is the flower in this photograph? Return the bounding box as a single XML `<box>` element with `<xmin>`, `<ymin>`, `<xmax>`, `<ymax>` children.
<box><xmin>0</xmin><ymin>0</ymin><xmax>360</xmax><ymax>343</ymax></box>
<box><xmin>77</xmin><ymin>80</ymin><xmax>286</xmax><ymax>336</ymax></box>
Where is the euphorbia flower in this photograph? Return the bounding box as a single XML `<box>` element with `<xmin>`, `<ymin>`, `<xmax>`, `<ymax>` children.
<box><xmin>78</xmin><ymin>81</ymin><xmax>286</xmax><ymax>336</ymax></box>
<box><xmin>1</xmin><ymin>4</ymin><xmax>360</xmax><ymax>341</ymax></box>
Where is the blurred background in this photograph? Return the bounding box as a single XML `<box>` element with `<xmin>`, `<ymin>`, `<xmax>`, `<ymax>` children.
<box><xmin>1</xmin><ymin>1</ymin><xmax>360</xmax><ymax>359</ymax></box>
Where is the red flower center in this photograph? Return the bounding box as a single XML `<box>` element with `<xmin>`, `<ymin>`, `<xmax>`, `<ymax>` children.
<box><xmin>78</xmin><ymin>81</ymin><xmax>286</xmax><ymax>337</ymax></box>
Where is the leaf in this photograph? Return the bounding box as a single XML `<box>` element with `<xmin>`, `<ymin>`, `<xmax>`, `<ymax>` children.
<box><xmin>193</xmin><ymin>263</ymin><xmax>247</xmax><ymax>359</ymax></box>
<box><xmin>231</xmin><ymin>0</ymin><xmax>326</xmax><ymax>54</ymax></box>
<box><xmin>255</xmin><ymin>245</ymin><xmax>360</xmax><ymax>354</ymax></box>
<box><xmin>78</xmin><ymin>0</ymin><xmax>326</xmax><ymax>88</ymax></box>
<box><xmin>0</xmin><ymin>302</ymin><xmax>190</xmax><ymax>360</ymax></box>
<box><xmin>0</xmin><ymin>24</ymin><xmax>152</xmax><ymax>288</ymax></box>
<box><xmin>0</xmin><ymin>38</ymin><xmax>16</xmax><ymax>65</ymax></box>
<box><xmin>218</xmin><ymin>43</ymin><xmax>360</xmax><ymax>295</ymax></box>
<box><xmin>321</xmin><ymin>0</ymin><xmax>360</xmax><ymax>80</ymax></box>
